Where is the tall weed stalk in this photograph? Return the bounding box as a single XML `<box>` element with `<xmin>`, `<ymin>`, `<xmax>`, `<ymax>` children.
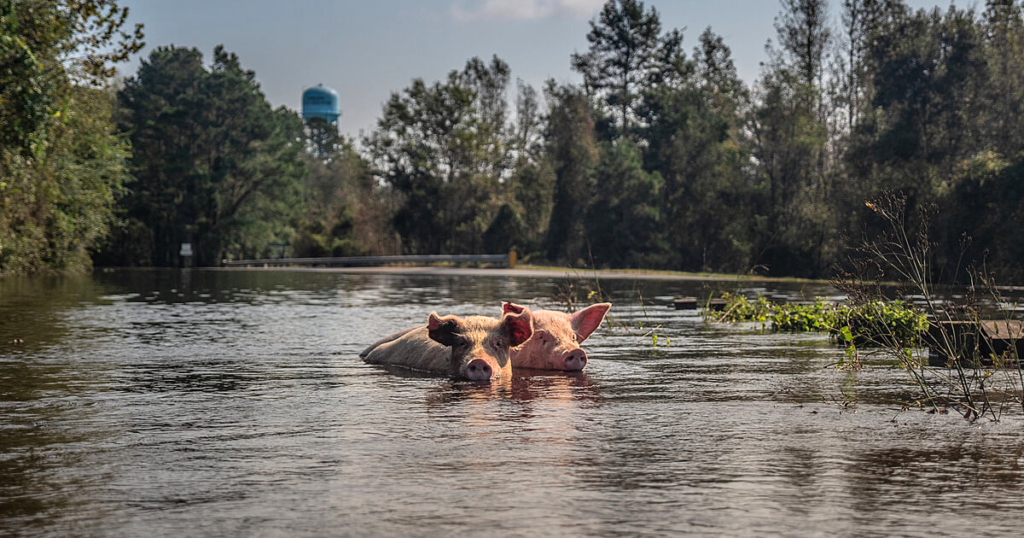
<box><xmin>837</xmin><ymin>193</ymin><xmax>1023</xmax><ymax>421</ymax></box>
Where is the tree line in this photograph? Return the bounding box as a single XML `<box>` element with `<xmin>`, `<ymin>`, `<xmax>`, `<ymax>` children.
<box><xmin>4</xmin><ymin>0</ymin><xmax>1024</xmax><ymax>281</ymax></box>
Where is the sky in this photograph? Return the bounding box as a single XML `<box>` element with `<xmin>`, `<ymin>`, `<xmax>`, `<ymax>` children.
<box><xmin>118</xmin><ymin>0</ymin><xmax>959</xmax><ymax>140</ymax></box>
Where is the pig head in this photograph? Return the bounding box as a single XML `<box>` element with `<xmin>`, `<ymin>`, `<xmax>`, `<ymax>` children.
<box><xmin>361</xmin><ymin>308</ymin><xmax>533</xmax><ymax>381</ymax></box>
<box><xmin>502</xmin><ymin>302</ymin><xmax>610</xmax><ymax>371</ymax></box>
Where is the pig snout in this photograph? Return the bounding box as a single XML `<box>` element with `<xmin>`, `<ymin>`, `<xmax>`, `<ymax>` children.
<box><xmin>563</xmin><ymin>349</ymin><xmax>587</xmax><ymax>371</ymax></box>
<box><xmin>465</xmin><ymin>358</ymin><xmax>494</xmax><ymax>381</ymax></box>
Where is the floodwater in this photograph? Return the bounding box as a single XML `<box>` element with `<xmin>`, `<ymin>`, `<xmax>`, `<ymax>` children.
<box><xmin>2</xmin><ymin>268</ymin><xmax>1024</xmax><ymax>537</ymax></box>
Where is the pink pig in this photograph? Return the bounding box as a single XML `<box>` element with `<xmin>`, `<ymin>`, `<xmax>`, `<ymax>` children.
<box><xmin>360</xmin><ymin>308</ymin><xmax>534</xmax><ymax>381</ymax></box>
<box><xmin>502</xmin><ymin>302</ymin><xmax>611</xmax><ymax>371</ymax></box>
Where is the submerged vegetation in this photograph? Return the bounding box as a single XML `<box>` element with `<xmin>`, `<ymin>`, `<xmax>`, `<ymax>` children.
<box><xmin>713</xmin><ymin>189</ymin><xmax>1024</xmax><ymax>423</ymax></box>
<box><xmin>834</xmin><ymin>193</ymin><xmax>1024</xmax><ymax>421</ymax></box>
<box><xmin>712</xmin><ymin>292</ymin><xmax>927</xmax><ymax>349</ymax></box>
<box><xmin>710</xmin><ymin>188</ymin><xmax>1024</xmax><ymax>423</ymax></box>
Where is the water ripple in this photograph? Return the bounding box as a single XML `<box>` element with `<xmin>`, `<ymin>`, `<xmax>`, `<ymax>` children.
<box><xmin>2</xmin><ymin>270</ymin><xmax>1024</xmax><ymax>537</ymax></box>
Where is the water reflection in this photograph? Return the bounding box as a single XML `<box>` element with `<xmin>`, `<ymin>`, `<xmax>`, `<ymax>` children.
<box><xmin>421</xmin><ymin>371</ymin><xmax>596</xmax><ymax>406</ymax></box>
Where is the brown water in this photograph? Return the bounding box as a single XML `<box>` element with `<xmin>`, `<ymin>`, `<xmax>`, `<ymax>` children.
<box><xmin>2</xmin><ymin>269</ymin><xmax>1024</xmax><ymax>537</ymax></box>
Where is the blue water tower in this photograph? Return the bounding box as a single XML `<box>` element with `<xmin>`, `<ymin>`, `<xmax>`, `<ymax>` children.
<box><xmin>302</xmin><ymin>84</ymin><xmax>341</xmax><ymax>125</ymax></box>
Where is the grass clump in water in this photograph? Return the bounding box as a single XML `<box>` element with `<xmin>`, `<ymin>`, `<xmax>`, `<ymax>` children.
<box><xmin>768</xmin><ymin>299</ymin><xmax>838</xmax><ymax>333</ymax></box>
<box><xmin>832</xmin><ymin>300</ymin><xmax>929</xmax><ymax>348</ymax></box>
<box><xmin>715</xmin><ymin>292</ymin><xmax>773</xmax><ymax>323</ymax></box>
<box><xmin>712</xmin><ymin>294</ymin><xmax>927</xmax><ymax>349</ymax></box>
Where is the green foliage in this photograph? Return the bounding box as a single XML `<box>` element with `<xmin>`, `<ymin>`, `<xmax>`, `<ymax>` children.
<box><xmin>353</xmin><ymin>0</ymin><xmax>1024</xmax><ymax>279</ymax></box>
<box><xmin>859</xmin><ymin>6</ymin><xmax>987</xmax><ymax>181</ymax></box>
<box><xmin>832</xmin><ymin>300</ymin><xmax>929</xmax><ymax>347</ymax></box>
<box><xmin>748</xmin><ymin>65</ymin><xmax>830</xmax><ymax>277</ymax></box>
<box><xmin>941</xmin><ymin>150</ymin><xmax>1024</xmax><ymax>281</ymax></box>
<box><xmin>543</xmin><ymin>83</ymin><xmax>599</xmax><ymax>263</ymax></box>
<box><xmin>716</xmin><ymin>293</ymin><xmax>773</xmax><ymax>322</ymax></box>
<box><xmin>774</xmin><ymin>0</ymin><xmax>833</xmax><ymax>89</ymax></box>
<box><xmin>837</xmin><ymin>325</ymin><xmax>859</xmax><ymax>369</ymax></box>
<box><xmin>10</xmin><ymin>0</ymin><xmax>1024</xmax><ymax>280</ymax></box>
<box><xmin>769</xmin><ymin>299</ymin><xmax>839</xmax><ymax>332</ymax></box>
<box><xmin>509</xmin><ymin>159</ymin><xmax>555</xmax><ymax>255</ymax></box>
<box><xmin>1</xmin><ymin>0</ymin><xmax>142</xmax><ymax>151</ymax></box>
<box><xmin>645</xmin><ymin>28</ymin><xmax>753</xmax><ymax>272</ymax></box>
<box><xmin>102</xmin><ymin>45</ymin><xmax>306</xmax><ymax>266</ymax></box>
<box><xmin>0</xmin><ymin>0</ymin><xmax>140</xmax><ymax>276</ymax></box>
<box><xmin>365</xmin><ymin>56</ymin><xmax>516</xmax><ymax>255</ymax></box>
<box><xmin>483</xmin><ymin>203</ymin><xmax>527</xmax><ymax>255</ymax></box>
<box><xmin>570</xmin><ymin>0</ymin><xmax>681</xmax><ymax>137</ymax></box>
<box><xmin>584</xmin><ymin>139</ymin><xmax>666</xmax><ymax>267</ymax></box>
<box><xmin>305</xmin><ymin>117</ymin><xmax>341</xmax><ymax>160</ymax></box>
<box><xmin>715</xmin><ymin>293</ymin><xmax>928</xmax><ymax>348</ymax></box>
<box><xmin>291</xmin><ymin>134</ymin><xmax>390</xmax><ymax>258</ymax></box>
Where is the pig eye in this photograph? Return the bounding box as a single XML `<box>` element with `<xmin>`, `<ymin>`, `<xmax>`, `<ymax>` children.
<box><xmin>571</xmin><ymin>334</ymin><xmax>577</xmax><ymax>342</ymax></box>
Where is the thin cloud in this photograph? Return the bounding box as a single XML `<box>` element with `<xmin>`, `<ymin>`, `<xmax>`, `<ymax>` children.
<box><xmin>452</xmin><ymin>0</ymin><xmax>604</xmax><ymax>22</ymax></box>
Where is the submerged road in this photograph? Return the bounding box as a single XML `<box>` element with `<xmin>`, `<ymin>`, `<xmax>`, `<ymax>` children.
<box><xmin>208</xmin><ymin>265</ymin><xmax>800</xmax><ymax>282</ymax></box>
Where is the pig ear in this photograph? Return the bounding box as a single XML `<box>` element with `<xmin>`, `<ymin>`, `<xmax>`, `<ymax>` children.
<box><xmin>571</xmin><ymin>303</ymin><xmax>611</xmax><ymax>343</ymax></box>
<box><xmin>502</xmin><ymin>308</ymin><xmax>534</xmax><ymax>348</ymax></box>
<box><xmin>427</xmin><ymin>312</ymin><xmax>461</xmax><ymax>347</ymax></box>
<box><xmin>502</xmin><ymin>302</ymin><xmax>526</xmax><ymax>315</ymax></box>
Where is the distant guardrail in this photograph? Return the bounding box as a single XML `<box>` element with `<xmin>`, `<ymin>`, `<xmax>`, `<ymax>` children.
<box><xmin>221</xmin><ymin>252</ymin><xmax>516</xmax><ymax>268</ymax></box>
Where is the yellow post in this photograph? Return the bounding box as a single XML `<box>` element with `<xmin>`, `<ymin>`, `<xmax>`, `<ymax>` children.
<box><xmin>509</xmin><ymin>250</ymin><xmax>517</xmax><ymax>268</ymax></box>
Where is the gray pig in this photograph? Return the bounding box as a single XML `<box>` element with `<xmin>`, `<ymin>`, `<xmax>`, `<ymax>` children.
<box><xmin>360</xmin><ymin>308</ymin><xmax>534</xmax><ymax>381</ymax></box>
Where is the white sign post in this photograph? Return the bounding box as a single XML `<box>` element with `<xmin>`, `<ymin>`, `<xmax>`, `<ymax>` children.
<box><xmin>180</xmin><ymin>242</ymin><xmax>193</xmax><ymax>268</ymax></box>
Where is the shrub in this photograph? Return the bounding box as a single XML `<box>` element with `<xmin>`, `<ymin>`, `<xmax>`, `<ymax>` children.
<box><xmin>712</xmin><ymin>294</ymin><xmax>928</xmax><ymax>348</ymax></box>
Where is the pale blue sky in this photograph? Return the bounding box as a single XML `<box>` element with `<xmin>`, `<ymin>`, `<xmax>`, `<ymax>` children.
<box><xmin>119</xmin><ymin>0</ymin><xmax>958</xmax><ymax>139</ymax></box>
